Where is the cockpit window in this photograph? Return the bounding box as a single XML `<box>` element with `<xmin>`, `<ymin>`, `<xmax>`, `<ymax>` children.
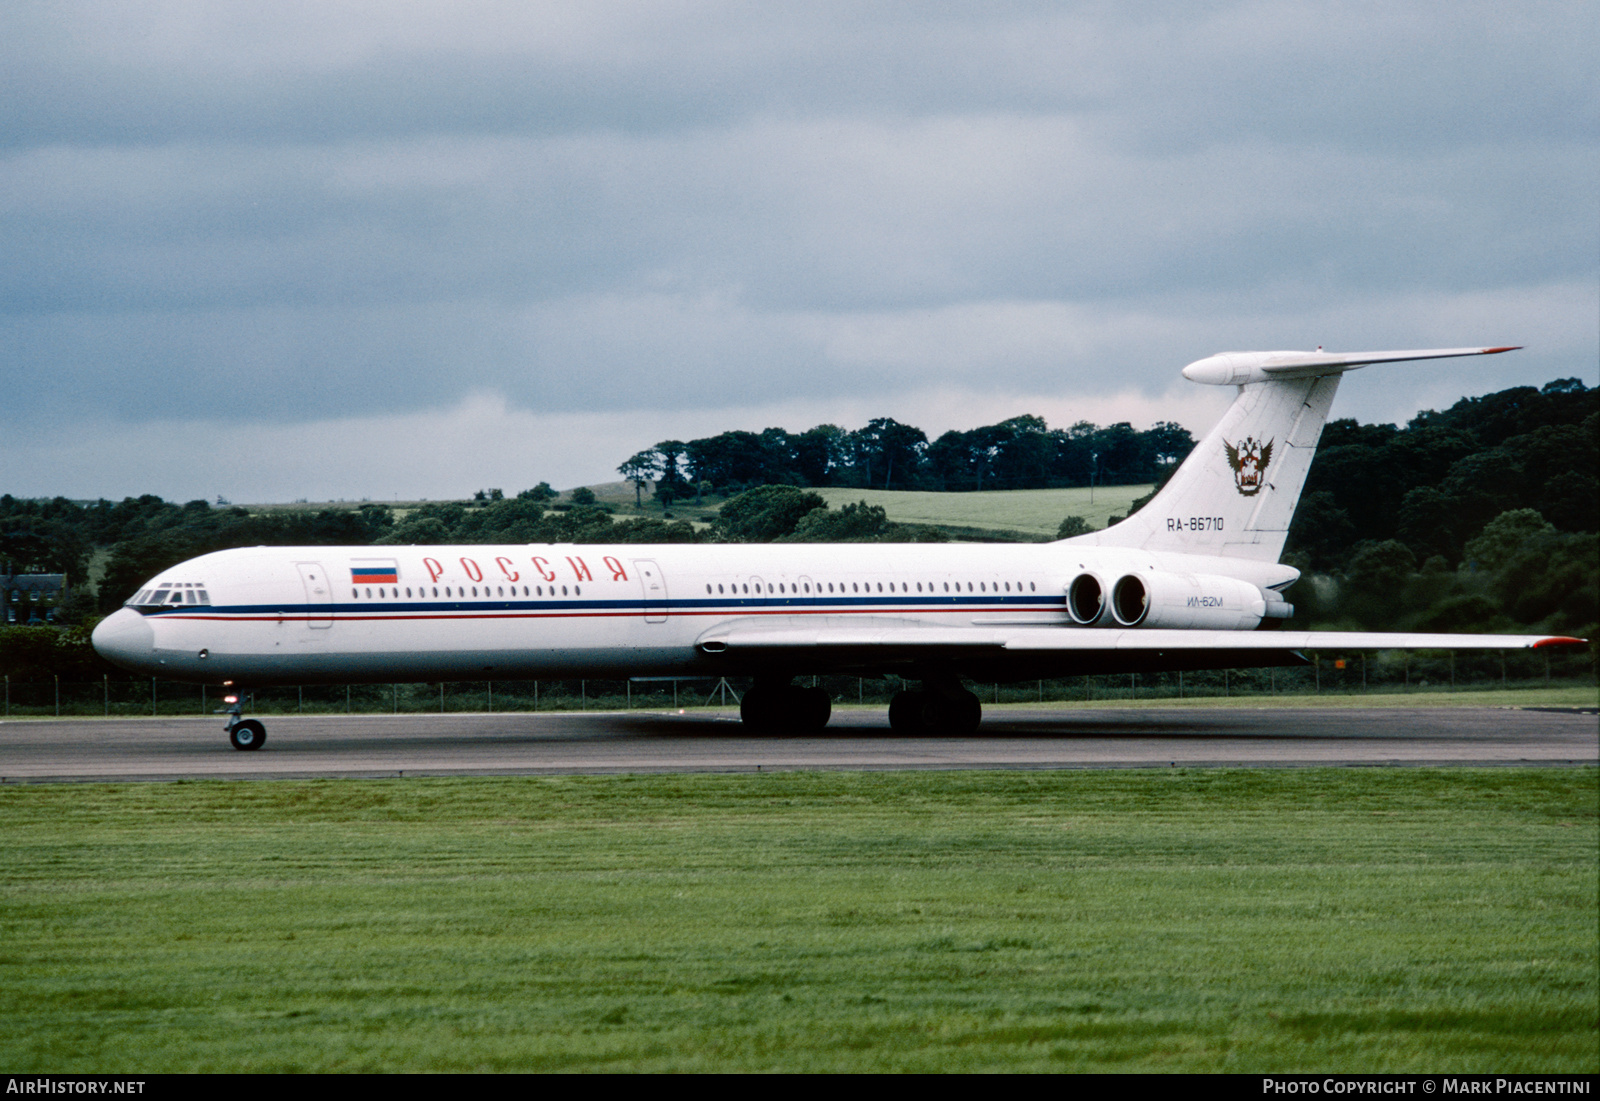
<box><xmin>126</xmin><ymin>582</ymin><xmax>210</xmax><ymax>611</ymax></box>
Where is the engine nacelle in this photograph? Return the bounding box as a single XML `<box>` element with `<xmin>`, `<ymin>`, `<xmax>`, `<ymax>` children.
<box><xmin>1066</xmin><ymin>572</ymin><xmax>1108</xmax><ymax>624</ymax></box>
<box><xmin>1108</xmin><ymin>570</ymin><xmax>1273</xmax><ymax>630</ymax></box>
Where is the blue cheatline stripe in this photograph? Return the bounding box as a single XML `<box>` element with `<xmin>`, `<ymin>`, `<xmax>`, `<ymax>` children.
<box><xmin>143</xmin><ymin>594</ymin><xmax>1066</xmax><ymax>620</ymax></box>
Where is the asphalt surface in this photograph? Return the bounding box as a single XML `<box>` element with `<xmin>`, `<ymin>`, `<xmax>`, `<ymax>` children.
<box><xmin>0</xmin><ymin>706</ymin><xmax>1595</xmax><ymax>781</ymax></box>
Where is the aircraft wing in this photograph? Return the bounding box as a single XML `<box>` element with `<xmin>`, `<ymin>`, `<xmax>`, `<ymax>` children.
<box><xmin>698</xmin><ymin>620</ymin><xmax>1584</xmax><ymax>656</ymax></box>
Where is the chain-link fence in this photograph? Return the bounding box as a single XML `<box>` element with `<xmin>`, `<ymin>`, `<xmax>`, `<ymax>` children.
<box><xmin>2</xmin><ymin>647</ymin><xmax>1591</xmax><ymax>718</ymax></box>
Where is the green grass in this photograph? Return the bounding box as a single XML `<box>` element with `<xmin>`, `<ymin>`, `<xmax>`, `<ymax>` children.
<box><xmin>813</xmin><ymin>485</ymin><xmax>1153</xmax><ymax>537</ymax></box>
<box><xmin>986</xmin><ymin>684</ymin><xmax>1600</xmax><ymax>711</ymax></box>
<box><xmin>1</xmin><ymin>769</ymin><xmax>1594</xmax><ymax>1072</ymax></box>
<box><xmin>583</xmin><ymin>481</ymin><xmax>1157</xmax><ymax>537</ymax></box>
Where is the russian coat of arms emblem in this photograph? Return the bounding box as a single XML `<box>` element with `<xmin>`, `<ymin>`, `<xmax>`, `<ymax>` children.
<box><xmin>1224</xmin><ymin>436</ymin><xmax>1273</xmax><ymax>496</ymax></box>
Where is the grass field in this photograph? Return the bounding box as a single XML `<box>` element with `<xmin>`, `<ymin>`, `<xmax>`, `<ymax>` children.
<box><xmin>345</xmin><ymin>481</ymin><xmax>1155</xmax><ymax>538</ymax></box>
<box><xmin>593</xmin><ymin>481</ymin><xmax>1155</xmax><ymax>537</ymax></box>
<box><xmin>811</xmin><ymin>485</ymin><xmax>1151</xmax><ymax>537</ymax></box>
<box><xmin>1</xmin><ymin>769</ymin><xmax>1594</xmax><ymax>1072</ymax></box>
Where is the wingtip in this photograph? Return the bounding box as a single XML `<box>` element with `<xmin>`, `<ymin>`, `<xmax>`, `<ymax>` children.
<box><xmin>1531</xmin><ymin>636</ymin><xmax>1588</xmax><ymax>649</ymax></box>
<box><xmin>1481</xmin><ymin>346</ymin><xmax>1522</xmax><ymax>355</ymax></box>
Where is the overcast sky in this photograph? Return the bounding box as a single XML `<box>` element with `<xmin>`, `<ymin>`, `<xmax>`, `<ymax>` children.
<box><xmin>3</xmin><ymin>1</ymin><xmax>1595</xmax><ymax>502</ymax></box>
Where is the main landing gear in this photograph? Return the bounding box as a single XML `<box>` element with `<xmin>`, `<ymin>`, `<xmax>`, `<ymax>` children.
<box><xmin>221</xmin><ymin>690</ymin><xmax>266</xmax><ymax>751</ymax></box>
<box><xmin>739</xmin><ymin>678</ymin><xmax>832</xmax><ymax>733</ymax></box>
<box><xmin>888</xmin><ymin>676</ymin><xmax>982</xmax><ymax>735</ymax></box>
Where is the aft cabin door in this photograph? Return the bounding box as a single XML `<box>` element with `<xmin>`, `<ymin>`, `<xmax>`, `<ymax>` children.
<box><xmin>296</xmin><ymin>563</ymin><xmax>334</xmax><ymax>628</ymax></box>
<box><xmin>633</xmin><ymin>559</ymin><xmax>667</xmax><ymax>623</ymax></box>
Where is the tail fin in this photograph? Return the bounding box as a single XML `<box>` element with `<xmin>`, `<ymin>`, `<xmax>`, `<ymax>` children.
<box><xmin>1070</xmin><ymin>346</ymin><xmax>1519</xmax><ymax>562</ymax></box>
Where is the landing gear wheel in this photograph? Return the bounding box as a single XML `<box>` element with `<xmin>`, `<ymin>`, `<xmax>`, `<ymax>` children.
<box><xmin>888</xmin><ymin>690</ymin><xmax>926</xmax><ymax>733</ymax></box>
<box><xmin>797</xmin><ymin>686</ymin><xmax>832</xmax><ymax>732</ymax></box>
<box><xmin>924</xmin><ymin>690</ymin><xmax>982</xmax><ymax>736</ymax></box>
<box><xmin>740</xmin><ymin>686</ymin><xmax>783</xmax><ymax>732</ymax></box>
<box><xmin>741</xmin><ymin>683</ymin><xmax>833</xmax><ymax>733</ymax></box>
<box><xmin>229</xmin><ymin>719</ymin><xmax>266</xmax><ymax>751</ymax></box>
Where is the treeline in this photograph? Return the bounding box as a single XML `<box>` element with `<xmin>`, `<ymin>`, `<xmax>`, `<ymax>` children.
<box><xmin>1287</xmin><ymin>378</ymin><xmax>1596</xmax><ymax>570</ymax></box>
<box><xmin>618</xmin><ymin>415</ymin><xmax>1197</xmax><ymax>502</ymax></box>
<box><xmin>0</xmin><ymin>377</ymin><xmax>1593</xmax><ymax>651</ymax></box>
<box><xmin>1275</xmin><ymin>378</ymin><xmax>1596</xmax><ymax>642</ymax></box>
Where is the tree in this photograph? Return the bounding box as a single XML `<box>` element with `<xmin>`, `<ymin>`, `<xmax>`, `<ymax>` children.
<box><xmin>1463</xmin><ymin>509</ymin><xmax>1556</xmax><ymax>571</ymax></box>
<box><xmin>653</xmin><ymin>440</ymin><xmax>692</xmax><ymax>507</ymax></box>
<box><xmin>715</xmin><ymin>486</ymin><xmax>826</xmax><ymax>542</ymax></box>
<box><xmin>618</xmin><ymin>450</ymin><xmax>660</xmax><ymax>507</ymax></box>
<box><xmin>850</xmin><ymin>418</ymin><xmax>927</xmax><ymax>489</ymax></box>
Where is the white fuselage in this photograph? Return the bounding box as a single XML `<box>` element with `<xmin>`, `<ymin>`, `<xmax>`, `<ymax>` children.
<box><xmin>92</xmin><ymin>541</ymin><xmax>1296</xmax><ymax>686</ymax></box>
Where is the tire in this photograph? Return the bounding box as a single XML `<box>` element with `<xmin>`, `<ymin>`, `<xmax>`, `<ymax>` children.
<box><xmin>925</xmin><ymin>690</ymin><xmax>982</xmax><ymax>736</ymax></box>
<box><xmin>229</xmin><ymin>719</ymin><xmax>266</xmax><ymax>751</ymax></box>
<box><xmin>887</xmin><ymin>690</ymin><xmax>925</xmax><ymax>733</ymax></box>
<box><xmin>798</xmin><ymin>686</ymin><xmax>832</xmax><ymax>732</ymax></box>
<box><xmin>740</xmin><ymin>686</ymin><xmax>782</xmax><ymax>732</ymax></box>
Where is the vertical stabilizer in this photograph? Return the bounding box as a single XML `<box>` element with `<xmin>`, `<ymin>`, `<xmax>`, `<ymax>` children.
<box><xmin>1068</xmin><ymin>345</ymin><xmax>1518</xmax><ymax>563</ymax></box>
<box><xmin>1073</xmin><ymin>374</ymin><xmax>1340</xmax><ymax>562</ymax></box>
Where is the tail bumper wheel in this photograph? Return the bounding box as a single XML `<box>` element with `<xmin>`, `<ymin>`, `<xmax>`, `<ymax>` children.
<box><xmin>228</xmin><ymin>719</ymin><xmax>267</xmax><ymax>751</ymax></box>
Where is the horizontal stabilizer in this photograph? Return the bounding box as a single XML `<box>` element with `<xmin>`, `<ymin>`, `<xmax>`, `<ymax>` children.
<box><xmin>1182</xmin><ymin>346</ymin><xmax>1519</xmax><ymax>386</ymax></box>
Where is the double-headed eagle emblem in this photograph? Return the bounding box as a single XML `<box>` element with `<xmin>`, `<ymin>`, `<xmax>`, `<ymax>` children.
<box><xmin>1224</xmin><ymin>436</ymin><xmax>1273</xmax><ymax>496</ymax></box>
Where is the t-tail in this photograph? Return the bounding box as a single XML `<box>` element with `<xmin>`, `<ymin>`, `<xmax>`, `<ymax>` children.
<box><xmin>1067</xmin><ymin>346</ymin><xmax>1520</xmax><ymax>562</ymax></box>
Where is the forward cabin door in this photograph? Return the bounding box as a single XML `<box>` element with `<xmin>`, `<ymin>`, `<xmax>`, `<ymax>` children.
<box><xmin>296</xmin><ymin>562</ymin><xmax>334</xmax><ymax>628</ymax></box>
<box><xmin>633</xmin><ymin>559</ymin><xmax>667</xmax><ymax>623</ymax></box>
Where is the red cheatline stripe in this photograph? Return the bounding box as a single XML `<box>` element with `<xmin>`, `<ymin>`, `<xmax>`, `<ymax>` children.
<box><xmin>154</xmin><ymin>604</ymin><xmax>1027</xmax><ymax>624</ymax></box>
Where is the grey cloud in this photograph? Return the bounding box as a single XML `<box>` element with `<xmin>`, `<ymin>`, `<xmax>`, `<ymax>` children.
<box><xmin>0</xmin><ymin>1</ymin><xmax>1593</xmax><ymax>496</ymax></box>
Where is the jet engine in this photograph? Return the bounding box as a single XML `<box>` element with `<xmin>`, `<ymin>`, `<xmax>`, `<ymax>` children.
<box><xmin>1066</xmin><ymin>572</ymin><xmax>1108</xmax><ymax>625</ymax></box>
<box><xmin>1107</xmin><ymin>570</ymin><xmax>1289</xmax><ymax>630</ymax></box>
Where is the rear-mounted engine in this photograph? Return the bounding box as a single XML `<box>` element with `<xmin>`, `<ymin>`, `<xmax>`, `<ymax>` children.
<box><xmin>1094</xmin><ymin>570</ymin><xmax>1287</xmax><ymax>630</ymax></box>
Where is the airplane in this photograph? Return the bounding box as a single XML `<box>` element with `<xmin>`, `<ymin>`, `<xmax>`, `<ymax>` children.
<box><xmin>92</xmin><ymin>345</ymin><xmax>1586</xmax><ymax>750</ymax></box>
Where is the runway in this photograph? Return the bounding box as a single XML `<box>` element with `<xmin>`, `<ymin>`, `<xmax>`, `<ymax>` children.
<box><xmin>0</xmin><ymin>705</ymin><xmax>1594</xmax><ymax>782</ymax></box>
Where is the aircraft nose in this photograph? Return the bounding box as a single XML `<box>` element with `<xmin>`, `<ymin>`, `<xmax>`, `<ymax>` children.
<box><xmin>92</xmin><ymin>608</ymin><xmax>156</xmax><ymax>672</ymax></box>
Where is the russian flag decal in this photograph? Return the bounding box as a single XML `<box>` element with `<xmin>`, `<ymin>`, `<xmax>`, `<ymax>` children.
<box><xmin>352</xmin><ymin>566</ymin><xmax>399</xmax><ymax>584</ymax></box>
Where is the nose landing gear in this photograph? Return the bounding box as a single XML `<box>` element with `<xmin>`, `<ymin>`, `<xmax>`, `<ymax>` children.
<box><xmin>220</xmin><ymin>691</ymin><xmax>267</xmax><ymax>751</ymax></box>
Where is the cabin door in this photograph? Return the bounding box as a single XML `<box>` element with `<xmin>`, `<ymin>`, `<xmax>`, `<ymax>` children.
<box><xmin>296</xmin><ymin>563</ymin><xmax>334</xmax><ymax>628</ymax></box>
<box><xmin>633</xmin><ymin>559</ymin><xmax>667</xmax><ymax>623</ymax></box>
